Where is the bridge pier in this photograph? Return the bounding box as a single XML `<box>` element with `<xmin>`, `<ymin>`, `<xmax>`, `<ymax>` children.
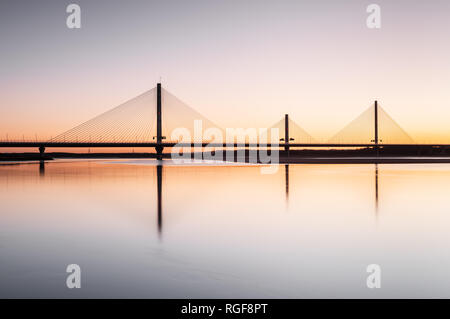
<box><xmin>155</xmin><ymin>145</ymin><xmax>164</xmax><ymax>160</ymax></box>
<box><xmin>39</xmin><ymin>146</ymin><xmax>45</xmax><ymax>158</ymax></box>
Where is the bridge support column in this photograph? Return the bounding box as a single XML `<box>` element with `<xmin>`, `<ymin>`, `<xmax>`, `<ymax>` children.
<box><xmin>39</xmin><ymin>146</ymin><xmax>45</xmax><ymax>158</ymax></box>
<box><xmin>155</xmin><ymin>145</ymin><xmax>164</xmax><ymax>160</ymax></box>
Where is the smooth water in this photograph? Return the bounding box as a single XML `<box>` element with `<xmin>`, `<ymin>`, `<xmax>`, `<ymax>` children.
<box><xmin>1</xmin><ymin>159</ymin><xmax>450</xmax><ymax>298</ymax></box>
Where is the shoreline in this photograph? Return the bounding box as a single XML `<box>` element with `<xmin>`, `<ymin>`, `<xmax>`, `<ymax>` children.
<box><xmin>3</xmin><ymin>152</ymin><xmax>450</xmax><ymax>164</ymax></box>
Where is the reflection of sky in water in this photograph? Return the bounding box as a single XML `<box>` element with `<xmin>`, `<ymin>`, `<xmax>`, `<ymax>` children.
<box><xmin>0</xmin><ymin>160</ymin><xmax>449</xmax><ymax>298</ymax></box>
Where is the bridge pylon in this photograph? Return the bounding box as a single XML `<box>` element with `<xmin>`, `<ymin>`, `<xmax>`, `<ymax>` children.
<box><xmin>280</xmin><ymin>114</ymin><xmax>294</xmax><ymax>157</ymax></box>
<box><xmin>374</xmin><ymin>100</ymin><xmax>379</xmax><ymax>156</ymax></box>
<box><xmin>285</xmin><ymin>114</ymin><xmax>289</xmax><ymax>153</ymax></box>
<box><xmin>155</xmin><ymin>83</ymin><xmax>164</xmax><ymax>159</ymax></box>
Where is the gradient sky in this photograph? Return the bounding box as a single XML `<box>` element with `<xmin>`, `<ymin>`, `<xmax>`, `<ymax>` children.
<box><xmin>1</xmin><ymin>0</ymin><xmax>450</xmax><ymax>142</ymax></box>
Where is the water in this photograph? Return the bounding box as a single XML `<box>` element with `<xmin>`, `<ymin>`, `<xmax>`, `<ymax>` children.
<box><xmin>1</xmin><ymin>159</ymin><xmax>450</xmax><ymax>298</ymax></box>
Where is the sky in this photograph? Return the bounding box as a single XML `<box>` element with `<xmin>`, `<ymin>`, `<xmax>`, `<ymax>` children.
<box><xmin>1</xmin><ymin>0</ymin><xmax>450</xmax><ymax>143</ymax></box>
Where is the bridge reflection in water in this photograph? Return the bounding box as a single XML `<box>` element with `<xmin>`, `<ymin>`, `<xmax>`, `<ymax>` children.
<box><xmin>36</xmin><ymin>160</ymin><xmax>381</xmax><ymax>234</ymax></box>
<box><xmin>157</xmin><ymin>164</ymin><xmax>163</xmax><ymax>236</ymax></box>
<box><xmin>375</xmin><ymin>164</ymin><xmax>379</xmax><ymax>217</ymax></box>
<box><xmin>153</xmin><ymin>162</ymin><xmax>380</xmax><ymax>235</ymax></box>
<box><xmin>39</xmin><ymin>160</ymin><xmax>45</xmax><ymax>177</ymax></box>
<box><xmin>282</xmin><ymin>163</ymin><xmax>379</xmax><ymax>220</ymax></box>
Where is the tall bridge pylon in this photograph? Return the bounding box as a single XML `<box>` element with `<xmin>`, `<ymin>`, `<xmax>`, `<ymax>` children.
<box><xmin>328</xmin><ymin>100</ymin><xmax>414</xmax><ymax>145</ymax></box>
<box><xmin>48</xmin><ymin>82</ymin><xmax>224</xmax><ymax>153</ymax></box>
<box><xmin>374</xmin><ymin>100</ymin><xmax>379</xmax><ymax>155</ymax></box>
<box><xmin>268</xmin><ymin>114</ymin><xmax>316</xmax><ymax>147</ymax></box>
<box><xmin>155</xmin><ymin>83</ymin><xmax>164</xmax><ymax>159</ymax></box>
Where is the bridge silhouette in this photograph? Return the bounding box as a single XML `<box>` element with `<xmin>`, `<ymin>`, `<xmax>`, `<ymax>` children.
<box><xmin>1</xmin><ymin>82</ymin><xmax>449</xmax><ymax>159</ymax></box>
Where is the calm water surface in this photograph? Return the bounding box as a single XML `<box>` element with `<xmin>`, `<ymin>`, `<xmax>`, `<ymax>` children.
<box><xmin>0</xmin><ymin>159</ymin><xmax>450</xmax><ymax>298</ymax></box>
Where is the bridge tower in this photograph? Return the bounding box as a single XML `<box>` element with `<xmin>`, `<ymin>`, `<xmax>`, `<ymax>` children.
<box><xmin>284</xmin><ymin>114</ymin><xmax>289</xmax><ymax>153</ymax></box>
<box><xmin>155</xmin><ymin>83</ymin><xmax>164</xmax><ymax>159</ymax></box>
<box><xmin>374</xmin><ymin>100</ymin><xmax>379</xmax><ymax>156</ymax></box>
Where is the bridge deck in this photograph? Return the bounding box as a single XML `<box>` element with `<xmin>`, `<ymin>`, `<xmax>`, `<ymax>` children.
<box><xmin>0</xmin><ymin>142</ymin><xmax>449</xmax><ymax>148</ymax></box>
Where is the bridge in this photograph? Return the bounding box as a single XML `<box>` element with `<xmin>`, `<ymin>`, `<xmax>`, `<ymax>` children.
<box><xmin>1</xmin><ymin>82</ymin><xmax>449</xmax><ymax>159</ymax></box>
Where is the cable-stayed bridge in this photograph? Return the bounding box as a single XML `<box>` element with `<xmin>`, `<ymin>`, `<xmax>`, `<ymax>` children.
<box><xmin>1</xmin><ymin>83</ymin><xmax>449</xmax><ymax>158</ymax></box>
